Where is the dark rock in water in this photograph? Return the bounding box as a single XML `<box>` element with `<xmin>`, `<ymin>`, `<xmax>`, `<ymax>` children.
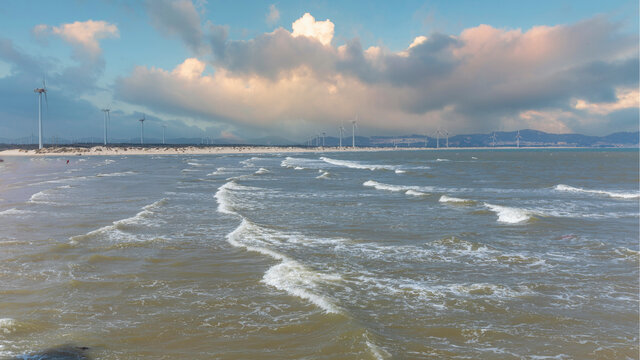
<box><xmin>9</xmin><ymin>344</ymin><xmax>91</xmax><ymax>360</ymax></box>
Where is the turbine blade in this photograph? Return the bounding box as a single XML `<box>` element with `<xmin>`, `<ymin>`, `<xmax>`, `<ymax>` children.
<box><xmin>44</xmin><ymin>91</ymin><xmax>48</xmax><ymax>112</ymax></box>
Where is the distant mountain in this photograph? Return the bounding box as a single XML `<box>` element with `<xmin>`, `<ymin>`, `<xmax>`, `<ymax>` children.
<box><xmin>325</xmin><ymin>130</ymin><xmax>639</xmax><ymax>148</ymax></box>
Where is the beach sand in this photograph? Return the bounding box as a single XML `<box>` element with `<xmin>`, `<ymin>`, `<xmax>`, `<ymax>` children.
<box><xmin>0</xmin><ymin>145</ymin><xmax>434</xmax><ymax>156</ymax></box>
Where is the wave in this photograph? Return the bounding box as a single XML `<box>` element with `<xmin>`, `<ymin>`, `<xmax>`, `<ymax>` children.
<box><xmin>320</xmin><ymin>157</ymin><xmax>397</xmax><ymax>171</ymax></box>
<box><xmin>27</xmin><ymin>185</ymin><xmax>71</xmax><ymax>204</ymax></box>
<box><xmin>405</xmin><ymin>189</ymin><xmax>428</xmax><ymax>197</ymax></box>
<box><xmin>216</xmin><ymin>181</ymin><xmax>342</xmax><ymax>314</ymax></box>
<box><xmin>96</xmin><ymin>171</ymin><xmax>136</xmax><ymax>177</ymax></box>
<box><xmin>436</xmin><ymin>158</ymin><xmax>450</xmax><ymax>162</ymax></box>
<box><xmin>187</xmin><ymin>161</ymin><xmax>206</xmax><ymax>167</ymax></box>
<box><xmin>207</xmin><ymin>167</ymin><xmax>232</xmax><ymax>176</ymax></box>
<box><xmin>439</xmin><ymin>195</ymin><xmax>475</xmax><ymax>204</ymax></box>
<box><xmin>554</xmin><ymin>184</ymin><xmax>640</xmax><ymax>199</ymax></box>
<box><xmin>0</xmin><ymin>208</ymin><xmax>34</xmax><ymax>216</ymax></box>
<box><xmin>280</xmin><ymin>157</ymin><xmax>325</xmax><ymax>170</ymax></box>
<box><xmin>254</xmin><ymin>168</ymin><xmax>270</xmax><ymax>175</ymax></box>
<box><xmin>363</xmin><ymin>180</ymin><xmax>432</xmax><ymax>194</ymax></box>
<box><xmin>0</xmin><ymin>318</ymin><xmax>16</xmax><ymax>334</ymax></box>
<box><xmin>484</xmin><ymin>203</ymin><xmax>540</xmax><ymax>224</ymax></box>
<box><xmin>316</xmin><ymin>170</ymin><xmax>331</xmax><ymax>179</ymax></box>
<box><xmin>226</xmin><ymin>219</ymin><xmax>341</xmax><ymax>314</ymax></box>
<box><xmin>69</xmin><ymin>198</ymin><xmax>167</xmax><ymax>243</ymax></box>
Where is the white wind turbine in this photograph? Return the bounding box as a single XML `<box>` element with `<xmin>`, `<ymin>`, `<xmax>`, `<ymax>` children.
<box><xmin>162</xmin><ymin>125</ymin><xmax>167</xmax><ymax>145</ymax></box>
<box><xmin>33</xmin><ymin>78</ymin><xmax>48</xmax><ymax>149</ymax></box>
<box><xmin>351</xmin><ymin>115</ymin><xmax>358</xmax><ymax>149</ymax></box>
<box><xmin>139</xmin><ymin>114</ymin><xmax>145</xmax><ymax>145</ymax></box>
<box><xmin>516</xmin><ymin>130</ymin><xmax>522</xmax><ymax>148</ymax></box>
<box><xmin>101</xmin><ymin>105</ymin><xmax>111</xmax><ymax>145</ymax></box>
<box><xmin>339</xmin><ymin>122</ymin><xmax>345</xmax><ymax>149</ymax></box>
<box><xmin>490</xmin><ymin>132</ymin><xmax>498</xmax><ymax>147</ymax></box>
<box><xmin>433</xmin><ymin>129</ymin><xmax>445</xmax><ymax>148</ymax></box>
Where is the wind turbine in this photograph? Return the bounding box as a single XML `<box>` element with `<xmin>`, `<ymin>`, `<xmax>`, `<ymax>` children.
<box><xmin>516</xmin><ymin>130</ymin><xmax>522</xmax><ymax>148</ymax></box>
<box><xmin>442</xmin><ymin>129</ymin><xmax>450</xmax><ymax>148</ymax></box>
<box><xmin>433</xmin><ymin>129</ymin><xmax>444</xmax><ymax>148</ymax></box>
<box><xmin>490</xmin><ymin>132</ymin><xmax>497</xmax><ymax>147</ymax></box>
<box><xmin>322</xmin><ymin>132</ymin><xmax>326</xmax><ymax>149</ymax></box>
<box><xmin>101</xmin><ymin>105</ymin><xmax>111</xmax><ymax>145</ymax></box>
<box><xmin>33</xmin><ymin>78</ymin><xmax>48</xmax><ymax>149</ymax></box>
<box><xmin>162</xmin><ymin>125</ymin><xmax>167</xmax><ymax>145</ymax></box>
<box><xmin>139</xmin><ymin>114</ymin><xmax>145</xmax><ymax>145</ymax></box>
<box><xmin>352</xmin><ymin>116</ymin><xmax>357</xmax><ymax>149</ymax></box>
<box><xmin>339</xmin><ymin>122</ymin><xmax>345</xmax><ymax>149</ymax></box>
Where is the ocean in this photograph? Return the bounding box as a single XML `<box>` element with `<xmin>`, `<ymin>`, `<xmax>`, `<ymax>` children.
<box><xmin>0</xmin><ymin>149</ymin><xmax>638</xmax><ymax>359</ymax></box>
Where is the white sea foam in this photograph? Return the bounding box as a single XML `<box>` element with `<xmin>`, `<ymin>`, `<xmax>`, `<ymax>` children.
<box><xmin>320</xmin><ymin>157</ymin><xmax>397</xmax><ymax>171</ymax></box>
<box><xmin>554</xmin><ymin>184</ymin><xmax>640</xmax><ymax>199</ymax></box>
<box><xmin>207</xmin><ymin>167</ymin><xmax>231</xmax><ymax>176</ymax></box>
<box><xmin>226</xmin><ymin>218</ymin><xmax>341</xmax><ymax>314</ymax></box>
<box><xmin>0</xmin><ymin>318</ymin><xmax>16</xmax><ymax>334</ymax></box>
<box><xmin>395</xmin><ymin>169</ymin><xmax>407</xmax><ymax>174</ymax></box>
<box><xmin>436</xmin><ymin>158</ymin><xmax>450</xmax><ymax>162</ymax></box>
<box><xmin>316</xmin><ymin>171</ymin><xmax>331</xmax><ymax>179</ymax></box>
<box><xmin>96</xmin><ymin>171</ymin><xmax>136</xmax><ymax>177</ymax></box>
<box><xmin>280</xmin><ymin>157</ymin><xmax>325</xmax><ymax>170</ymax></box>
<box><xmin>254</xmin><ymin>168</ymin><xmax>270</xmax><ymax>175</ymax></box>
<box><xmin>363</xmin><ymin>180</ymin><xmax>431</xmax><ymax>193</ymax></box>
<box><xmin>104</xmin><ymin>159</ymin><xmax>116</xmax><ymax>164</ymax></box>
<box><xmin>214</xmin><ymin>181</ymin><xmax>239</xmax><ymax>215</ymax></box>
<box><xmin>484</xmin><ymin>203</ymin><xmax>538</xmax><ymax>224</ymax></box>
<box><xmin>0</xmin><ymin>208</ymin><xmax>34</xmax><ymax>216</ymax></box>
<box><xmin>405</xmin><ymin>189</ymin><xmax>428</xmax><ymax>197</ymax></box>
<box><xmin>439</xmin><ymin>195</ymin><xmax>474</xmax><ymax>204</ymax></box>
<box><xmin>28</xmin><ymin>190</ymin><xmax>52</xmax><ymax>204</ymax></box>
<box><xmin>69</xmin><ymin>198</ymin><xmax>167</xmax><ymax>243</ymax></box>
<box><xmin>187</xmin><ymin>162</ymin><xmax>206</xmax><ymax>167</ymax></box>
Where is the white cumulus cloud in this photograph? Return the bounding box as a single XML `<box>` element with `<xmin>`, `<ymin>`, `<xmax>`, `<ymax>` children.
<box><xmin>291</xmin><ymin>13</ymin><xmax>334</xmax><ymax>46</ymax></box>
<box><xmin>34</xmin><ymin>20</ymin><xmax>119</xmax><ymax>58</ymax></box>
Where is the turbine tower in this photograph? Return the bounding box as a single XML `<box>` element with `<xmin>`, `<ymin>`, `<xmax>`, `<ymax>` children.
<box><xmin>433</xmin><ymin>129</ymin><xmax>444</xmax><ymax>148</ymax></box>
<box><xmin>352</xmin><ymin>116</ymin><xmax>357</xmax><ymax>149</ymax></box>
<box><xmin>33</xmin><ymin>78</ymin><xmax>48</xmax><ymax>149</ymax></box>
<box><xmin>490</xmin><ymin>132</ymin><xmax>497</xmax><ymax>147</ymax></box>
<box><xmin>101</xmin><ymin>105</ymin><xmax>111</xmax><ymax>145</ymax></box>
<box><xmin>322</xmin><ymin>132</ymin><xmax>326</xmax><ymax>149</ymax></box>
<box><xmin>339</xmin><ymin>123</ymin><xmax>345</xmax><ymax>149</ymax></box>
<box><xmin>139</xmin><ymin>114</ymin><xmax>145</xmax><ymax>145</ymax></box>
<box><xmin>162</xmin><ymin>125</ymin><xmax>167</xmax><ymax>145</ymax></box>
<box><xmin>516</xmin><ymin>130</ymin><xmax>522</xmax><ymax>148</ymax></box>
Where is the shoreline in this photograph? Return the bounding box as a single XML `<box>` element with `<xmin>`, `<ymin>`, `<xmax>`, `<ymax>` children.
<box><xmin>0</xmin><ymin>145</ymin><xmax>627</xmax><ymax>157</ymax></box>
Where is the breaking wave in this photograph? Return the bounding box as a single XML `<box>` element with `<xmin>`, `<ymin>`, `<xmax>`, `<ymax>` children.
<box><xmin>216</xmin><ymin>180</ymin><xmax>342</xmax><ymax>314</ymax></box>
<box><xmin>320</xmin><ymin>157</ymin><xmax>397</xmax><ymax>171</ymax></box>
<box><xmin>484</xmin><ymin>203</ymin><xmax>541</xmax><ymax>224</ymax></box>
<box><xmin>439</xmin><ymin>195</ymin><xmax>476</xmax><ymax>205</ymax></box>
<box><xmin>554</xmin><ymin>184</ymin><xmax>640</xmax><ymax>199</ymax></box>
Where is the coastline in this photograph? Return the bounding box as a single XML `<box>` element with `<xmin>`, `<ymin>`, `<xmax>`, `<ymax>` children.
<box><xmin>0</xmin><ymin>145</ymin><xmax>603</xmax><ymax>157</ymax></box>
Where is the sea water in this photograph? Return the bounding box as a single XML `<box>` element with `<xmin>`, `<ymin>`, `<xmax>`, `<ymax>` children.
<box><xmin>0</xmin><ymin>149</ymin><xmax>638</xmax><ymax>359</ymax></box>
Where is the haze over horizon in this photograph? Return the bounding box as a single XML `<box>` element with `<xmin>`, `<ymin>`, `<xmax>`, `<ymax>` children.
<box><xmin>0</xmin><ymin>0</ymin><xmax>638</xmax><ymax>143</ymax></box>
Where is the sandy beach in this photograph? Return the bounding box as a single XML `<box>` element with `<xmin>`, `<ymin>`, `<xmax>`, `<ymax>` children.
<box><xmin>0</xmin><ymin>145</ymin><xmax>444</xmax><ymax>156</ymax></box>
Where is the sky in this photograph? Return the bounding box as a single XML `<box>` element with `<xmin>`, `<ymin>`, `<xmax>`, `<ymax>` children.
<box><xmin>0</xmin><ymin>0</ymin><xmax>638</xmax><ymax>143</ymax></box>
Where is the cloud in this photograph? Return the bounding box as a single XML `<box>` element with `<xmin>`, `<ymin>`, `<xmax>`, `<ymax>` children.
<box><xmin>574</xmin><ymin>87</ymin><xmax>639</xmax><ymax>115</ymax></box>
<box><xmin>291</xmin><ymin>13</ymin><xmax>334</xmax><ymax>46</ymax></box>
<box><xmin>266</xmin><ymin>4</ymin><xmax>280</xmax><ymax>26</ymax></box>
<box><xmin>34</xmin><ymin>20</ymin><xmax>119</xmax><ymax>59</ymax></box>
<box><xmin>116</xmin><ymin>14</ymin><xmax>638</xmax><ymax>138</ymax></box>
<box><xmin>146</xmin><ymin>0</ymin><xmax>205</xmax><ymax>54</ymax></box>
